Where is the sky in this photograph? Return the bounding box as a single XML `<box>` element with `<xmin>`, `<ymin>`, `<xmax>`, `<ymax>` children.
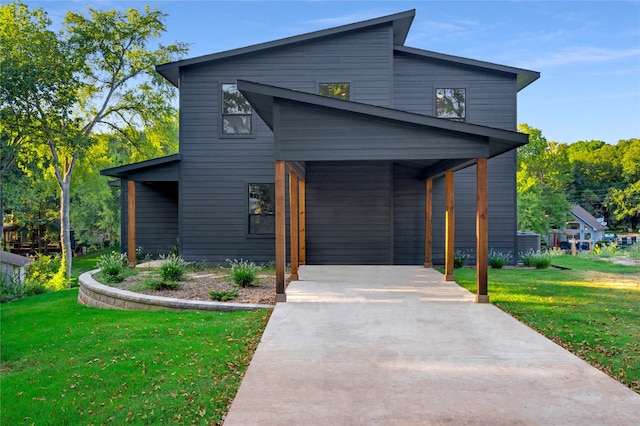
<box><xmin>18</xmin><ymin>0</ymin><xmax>640</xmax><ymax>145</ymax></box>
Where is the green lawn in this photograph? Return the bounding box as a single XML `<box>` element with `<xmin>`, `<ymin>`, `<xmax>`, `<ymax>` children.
<box><xmin>453</xmin><ymin>254</ymin><xmax>640</xmax><ymax>393</ymax></box>
<box><xmin>0</xmin><ymin>289</ymin><xmax>271</xmax><ymax>425</ymax></box>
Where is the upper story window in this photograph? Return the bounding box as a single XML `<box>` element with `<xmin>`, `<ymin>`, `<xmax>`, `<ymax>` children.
<box><xmin>436</xmin><ymin>88</ymin><xmax>465</xmax><ymax>121</ymax></box>
<box><xmin>248</xmin><ymin>183</ymin><xmax>275</xmax><ymax>236</ymax></box>
<box><xmin>319</xmin><ymin>83</ymin><xmax>350</xmax><ymax>100</ymax></box>
<box><xmin>222</xmin><ymin>83</ymin><xmax>252</xmax><ymax>135</ymax></box>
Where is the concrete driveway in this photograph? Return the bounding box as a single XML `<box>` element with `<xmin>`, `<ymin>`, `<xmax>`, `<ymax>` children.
<box><xmin>224</xmin><ymin>265</ymin><xmax>640</xmax><ymax>425</ymax></box>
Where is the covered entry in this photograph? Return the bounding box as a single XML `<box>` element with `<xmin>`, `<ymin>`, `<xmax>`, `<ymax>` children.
<box><xmin>238</xmin><ymin>80</ymin><xmax>528</xmax><ymax>303</ymax></box>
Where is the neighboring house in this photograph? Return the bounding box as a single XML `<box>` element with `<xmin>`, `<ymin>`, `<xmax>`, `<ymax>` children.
<box><xmin>1</xmin><ymin>251</ymin><xmax>31</xmax><ymax>286</ymax></box>
<box><xmin>550</xmin><ymin>205</ymin><xmax>609</xmax><ymax>249</ymax></box>
<box><xmin>102</xmin><ymin>10</ymin><xmax>539</xmax><ymax>301</ymax></box>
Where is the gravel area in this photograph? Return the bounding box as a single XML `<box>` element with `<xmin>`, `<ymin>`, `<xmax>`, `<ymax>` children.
<box><xmin>99</xmin><ymin>267</ymin><xmax>282</xmax><ymax>305</ymax></box>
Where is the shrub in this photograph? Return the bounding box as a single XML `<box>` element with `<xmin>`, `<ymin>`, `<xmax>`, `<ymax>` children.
<box><xmin>209</xmin><ymin>288</ymin><xmax>239</xmax><ymax>301</ymax></box>
<box><xmin>145</xmin><ymin>277</ymin><xmax>181</xmax><ymax>290</ymax></box>
<box><xmin>1</xmin><ymin>273</ymin><xmax>25</xmax><ymax>303</ymax></box>
<box><xmin>488</xmin><ymin>249</ymin><xmax>511</xmax><ymax>269</ymax></box>
<box><xmin>453</xmin><ymin>250</ymin><xmax>471</xmax><ymax>268</ymax></box>
<box><xmin>594</xmin><ymin>241</ymin><xmax>619</xmax><ymax>257</ymax></box>
<box><xmin>519</xmin><ymin>249</ymin><xmax>551</xmax><ymax>269</ymax></box>
<box><xmin>97</xmin><ymin>251</ymin><xmax>127</xmax><ymax>282</ymax></box>
<box><xmin>25</xmin><ymin>253</ymin><xmax>62</xmax><ymax>291</ymax></box>
<box><xmin>226</xmin><ymin>258</ymin><xmax>258</xmax><ymax>287</ymax></box>
<box><xmin>159</xmin><ymin>254</ymin><xmax>190</xmax><ymax>282</ymax></box>
<box><xmin>547</xmin><ymin>246</ymin><xmax>564</xmax><ymax>257</ymax></box>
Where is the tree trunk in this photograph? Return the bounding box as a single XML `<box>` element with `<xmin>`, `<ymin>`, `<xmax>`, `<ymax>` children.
<box><xmin>59</xmin><ymin>178</ymin><xmax>72</xmax><ymax>280</ymax></box>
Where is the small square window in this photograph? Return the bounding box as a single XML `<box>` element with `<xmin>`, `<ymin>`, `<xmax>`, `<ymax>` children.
<box><xmin>319</xmin><ymin>83</ymin><xmax>350</xmax><ymax>100</ymax></box>
<box><xmin>436</xmin><ymin>88</ymin><xmax>465</xmax><ymax>121</ymax></box>
<box><xmin>222</xmin><ymin>83</ymin><xmax>252</xmax><ymax>135</ymax></box>
<box><xmin>248</xmin><ymin>183</ymin><xmax>274</xmax><ymax>235</ymax></box>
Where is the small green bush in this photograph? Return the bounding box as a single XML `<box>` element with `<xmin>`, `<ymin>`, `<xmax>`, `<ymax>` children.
<box><xmin>547</xmin><ymin>246</ymin><xmax>564</xmax><ymax>257</ymax></box>
<box><xmin>209</xmin><ymin>288</ymin><xmax>239</xmax><ymax>301</ymax></box>
<box><xmin>146</xmin><ymin>277</ymin><xmax>181</xmax><ymax>290</ymax></box>
<box><xmin>25</xmin><ymin>253</ymin><xmax>62</xmax><ymax>291</ymax></box>
<box><xmin>1</xmin><ymin>273</ymin><xmax>25</xmax><ymax>303</ymax></box>
<box><xmin>488</xmin><ymin>249</ymin><xmax>511</xmax><ymax>269</ymax></box>
<box><xmin>97</xmin><ymin>251</ymin><xmax>127</xmax><ymax>282</ymax></box>
<box><xmin>453</xmin><ymin>250</ymin><xmax>471</xmax><ymax>268</ymax></box>
<box><xmin>159</xmin><ymin>254</ymin><xmax>190</xmax><ymax>282</ymax></box>
<box><xmin>519</xmin><ymin>249</ymin><xmax>551</xmax><ymax>269</ymax></box>
<box><xmin>226</xmin><ymin>258</ymin><xmax>258</xmax><ymax>287</ymax></box>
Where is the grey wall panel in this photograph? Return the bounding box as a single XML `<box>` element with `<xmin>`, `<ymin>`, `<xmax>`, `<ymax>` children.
<box><xmin>121</xmin><ymin>182</ymin><xmax>178</xmax><ymax>257</ymax></box>
<box><xmin>393</xmin><ymin>164</ymin><xmax>425</xmax><ymax>264</ymax></box>
<box><xmin>393</xmin><ymin>52</ymin><xmax>517</xmax><ymax>131</ymax></box>
<box><xmin>306</xmin><ymin>161</ymin><xmax>392</xmax><ymax>265</ymax></box>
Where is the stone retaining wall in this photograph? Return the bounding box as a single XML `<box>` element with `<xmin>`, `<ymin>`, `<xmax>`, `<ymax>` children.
<box><xmin>78</xmin><ymin>269</ymin><xmax>273</xmax><ymax>312</ymax></box>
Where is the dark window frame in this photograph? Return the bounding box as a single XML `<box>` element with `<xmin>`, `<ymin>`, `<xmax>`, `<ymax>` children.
<box><xmin>435</xmin><ymin>88</ymin><xmax>466</xmax><ymax>122</ymax></box>
<box><xmin>247</xmin><ymin>182</ymin><xmax>275</xmax><ymax>238</ymax></box>
<box><xmin>221</xmin><ymin>83</ymin><xmax>254</xmax><ymax>137</ymax></box>
<box><xmin>319</xmin><ymin>82</ymin><xmax>351</xmax><ymax>100</ymax></box>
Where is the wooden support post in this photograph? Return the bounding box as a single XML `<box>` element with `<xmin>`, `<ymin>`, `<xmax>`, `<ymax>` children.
<box><xmin>476</xmin><ymin>158</ymin><xmax>489</xmax><ymax>303</ymax></box>
<box><xmin>275</xmin><ymin>161</ymin><xmax>286</xmax><ymax>302</ymax></box>
<box><xmin>289</xmin><ymin>171</ymin><xmax>299</xmax><ymax>281</ymax></box>
<box><xmin>299</xmin><ymin>178</ymin><xmax>306</xmax><ymax>265</ymax></box>
<box><xmin>444</xmin><ymin>170</ymin><xmax>455</xmax><ymax>281</ymax></box>
<box><xmin>424</xmin><ymin>178</ymin><xmax>433</xmax><ymax>268</ymax></box>
<box><xmin>127</xmin><ymin>180</ymin><xmax>136</xmax><ymax>268</ymax></box>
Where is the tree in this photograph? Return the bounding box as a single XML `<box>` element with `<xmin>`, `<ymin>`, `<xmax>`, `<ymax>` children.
<box><xmin>606</xmin><ymin>139</ymin><xmax>640</xmax><ymax>229</ymax></box>
<box><xmin>1</xmin><ymin>2</ymin><xmax>187</xmax><ymax>283</ymax></box>
<box><xmin>516</xmin><ymin>124</ymin><xmax>572</xmax><ymax>236</ymax></box>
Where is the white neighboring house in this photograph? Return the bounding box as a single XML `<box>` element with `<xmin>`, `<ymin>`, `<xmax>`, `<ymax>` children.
<box><xmin>560</xmin><ymin>205</ymin><xmax>609</xmax><ymax>249</ymax></box>
<box><xmin>1</xmin><ymin>251</ymin><xmax>31</xmax><ymax>286</ymax></box>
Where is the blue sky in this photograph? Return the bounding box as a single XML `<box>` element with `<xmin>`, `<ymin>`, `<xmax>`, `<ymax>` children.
<box><xmin>21</xmin><ymin>0</ymin><xmax>640</xmax><ymax>145</ymax></box>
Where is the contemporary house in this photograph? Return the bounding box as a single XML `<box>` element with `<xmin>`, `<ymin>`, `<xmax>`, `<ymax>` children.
<box><xmin>548</xmin><ymin>204</ymin><xmax>609</xmax><ymax>250</ymax></box>
<box><xmin>102</xmin><ymin>10</ymin><xmax>540</xmax><ymax>302</ymax></box>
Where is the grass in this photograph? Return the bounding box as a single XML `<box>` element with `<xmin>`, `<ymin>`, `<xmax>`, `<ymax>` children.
<box><xmin>0</xmin><ymin>289</ymin><xmax>271</xmax><ymax>425</ymax></box>
<box><xmin>452</xmin><ymin>254</ymin><xmax>640</xmax><ymax>393</ymax></box>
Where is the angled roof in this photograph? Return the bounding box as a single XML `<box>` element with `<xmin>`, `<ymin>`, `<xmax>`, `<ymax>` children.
<box><xmin>238</xmin><ymin>79</ymin><xmax>528</xmax><ymax>153</ymax></box>
<box><xmin>394</xmin><ymin>46</ymin><xmax>540</xmax><ymax>91</ymax></box>
<box><xmin>101</xmin><ymin>154</ymin><xmax>181</xmax><ymax>179</ymax></box>
<box><xmin>1</xmin><ymin>251</ymin><xmax>32</xmax><ymax>267</ymax></box>
<box><xmin>157</xmin><ymin>10</ymin><xmax>416</xmax><ymax>87</ymax></box>
<box><xmin>570</xmin><ymin>205</ymin><xmax>608</xmax><ymax>231</ymax></box>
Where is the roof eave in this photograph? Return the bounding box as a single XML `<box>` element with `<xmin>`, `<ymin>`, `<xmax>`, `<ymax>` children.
<box><xmin>100</xmin><ymin>153</ymin><xmax>181</xmax><ymax>179</ymax></box>
<box><xmin>156</xmin><ymin>10</ymin><xmax>416</xmax><ymax>87</ymax></box>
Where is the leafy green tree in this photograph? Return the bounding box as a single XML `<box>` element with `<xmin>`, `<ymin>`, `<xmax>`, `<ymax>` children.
<box><xmin>606</xmin><ymin>138</ymin><xmax>640</xmax><ymax>229</ymax></box>
<box><xmin>516</xmin><ymin>124</ymin><xmax>572</xmax><ymax>236</ymax></box>
<box><xmin>1</xmin><ymin>2</ymin><xmax>187</xmax><ymax>282</ymax></box>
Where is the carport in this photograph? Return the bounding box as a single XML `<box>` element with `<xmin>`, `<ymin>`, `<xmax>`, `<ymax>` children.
<box><xmin>238</xmin><ymin>80</ymin><xmax>529</xmax><ymax>303</ymax></box>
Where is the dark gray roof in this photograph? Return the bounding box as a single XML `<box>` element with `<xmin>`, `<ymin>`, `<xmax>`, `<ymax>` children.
<box><xmin>157</xmin><ymin>10</ymin><xmax>416</xmax><ymax>87</ymax></box>
<box><xmin>394</xmin><ymin>46</ymin><xmax>540</xmax><ymax>92</ymax></box>
<box><xmin>1</xmin><ymin>251</ymin><xmax>32</xmax><ymax>267</ymax></box>
<box><xmin>100</xmin><ymin>154</ymin><xmax>181</xmax><ymax>179</ymax></box>
<box><xmin>237</xmin><ymin>79</ymin><xmax>529</xmax><ymax>158</ymax></box>
<box><xmin>571</xmin><ymin>205</ymin><xmax>608</xmax><ymax>231</ymax></box>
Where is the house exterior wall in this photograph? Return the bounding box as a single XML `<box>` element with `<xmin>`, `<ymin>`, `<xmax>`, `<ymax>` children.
<box><xmin>147</xmin><ymin>19</ymin><xmax>524</xmax><ymax>265</ymax></box>
<box><xmin>177</xmin><ymin>25</ymin><xmax>395</xmax><ymax>263</ymax></box>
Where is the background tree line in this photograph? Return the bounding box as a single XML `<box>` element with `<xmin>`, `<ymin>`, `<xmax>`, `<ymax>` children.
<box><xmin>517</xmin><ymin>124</ymin><xmax>639</xmax><ymax>236</ymax></box>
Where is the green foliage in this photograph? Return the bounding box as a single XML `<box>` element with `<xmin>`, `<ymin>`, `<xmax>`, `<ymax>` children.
<box><xmin>593</xmin><ymin>242</ymin><xmax>619</xmax><ymax>257</ymax></box>
<box><xmin>209</xmin><ymin>288</ymin><xmax>239</xmax><ymax>301</ymax></box>
<box><xmin>0</xmin><ymin>273</ymin><xmax>25</xmax><ymax>303</ymax></box>
<box><xmin>519</xmin><ymin>249</ymin><xmax>551</xmax><ymax>269</ymax></box>
<box><xmin>0</xmin><ymin>289</ymin><xmax>270</xmax><ymax>425</ymax></box>
<box><xmin>24</xmin><ymin>253</ymin><xmax>65</xmax><ymax>291</ymax></box>
<box><xmin>96</xmin><ymin>251</ymin><xmax>127</xmax><ymax>278</ymax></box>
<box><xmin>159</xmin><ymin>254</ymin><xmax>190</xmax><ymax>282</ymax></box>
<box><xmin>488</xmin><ymin>249</ymin><xmax>511</xmax><ymax>269</ymax></box>
<box><xmin>227</xmin><ymin>258</ymin><xmax>259</xmax><ymax>286</ymax></box>
<box><xmin>453</xmin><ymin>250</ymin><xmax>470</xmax><ymax>268</ymax></box>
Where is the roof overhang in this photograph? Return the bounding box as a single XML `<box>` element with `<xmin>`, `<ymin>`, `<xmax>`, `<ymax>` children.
<box><xmin>394</xmin><ymin>46</ymin><xmax>540</xmax><ymax>91</ymax></box>
<box><xmin>238</xmin><ymin>80</ymin><xmax>528</xmax><ymax>179</ymax></box>
<box><xmin>100</xmin><ymin>154</ymin><xmax>181</xmax><ymax>180</ymax></box>
<box><xmin>157</xmin><ymin>10</ymin><xmax>415</xmax><ymax>87</ymax></box>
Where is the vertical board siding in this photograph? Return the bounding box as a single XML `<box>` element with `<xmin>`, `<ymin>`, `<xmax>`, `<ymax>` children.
<box><xmin>306</xmin><ymin>161</ymin><xmax>392</xmax><ymax>265</ymax></box>
<box><xmin>393</xmin><ymin>164</ymin><xmax>425</xmax><ymax>264</ymax></box>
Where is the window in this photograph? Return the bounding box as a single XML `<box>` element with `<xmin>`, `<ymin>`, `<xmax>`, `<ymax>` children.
<box><xmin>436</xmin><ymin>88</ymin><xmax>465</xmax><ymax>121</ymax></box>
<box><xmin>248</xmin><ymin>183</ymin><xmax>274</xmax><ymax>235</ymax></box>
<box><xmin>319</xmin><ymin>83</ymin><xmax>350</xmax><ymax>100</ymax></box>
<box><xmin>222</xmin><ymin>83</ymin><xmax>252</xmax><ymax>135</ymax></box>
